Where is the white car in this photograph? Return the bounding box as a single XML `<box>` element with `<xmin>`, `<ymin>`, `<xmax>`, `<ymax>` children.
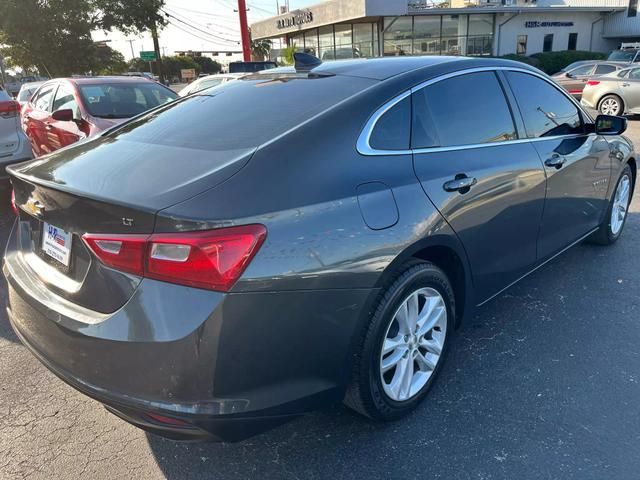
<box><xmin>0</xmin><ymin>85</ymin><xmax>32</xmax><ymax>177</ymax></box>
<box><xmin>16</xmin><ymin>81</ymin><xmax>45</xmax><ymax>108</ymax></box>
<box><xmin>178</xmin><ymin>73</ymin><xmax>244</xmax><ymax>96</ymax></box>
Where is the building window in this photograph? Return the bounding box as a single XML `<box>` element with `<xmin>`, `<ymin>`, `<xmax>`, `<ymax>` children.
<box><xmin>353</xmin><ymin>23</ymin><xmax>374</xmax><ymax>58</ymax></box>
<box><xmin>384</xmin><ymin>17</ymin><xmax>413</xmax><ymax>55</ymax></box>
<box><xmin>466</xmin><ymin>14</ymin><xmax>494</xmax><ymax>56</ymax></box>
<box><xmin>304</xmin><ymin>29</ymin><xmax>319</xmax><ymax>56</ymax></box>
<box><xmin>413</xmin><ymin>16</ymin><xmax>441</xmax><ymax>55</ymax></box>
<box><xmin>630</xmin><ymin>0</ymin><xmax>638</xmax><ymax>17</ymax></box>
<box><xmin>318</xmin><ymin>25</ymin><xmax>335</xmax><ymax>60</ymax></box>
<box><xmin>517</xmin><ymin>35</ymin><xmax>527</xmax><ymax>55</ymax></box>
<box><xmin>568</xmin><ymin>33</ymin><xmax>578</xmax><ymax>51</ymax></box>
<box><xmin>334</xmin><ymin>24</ymin><xmax>354</xmax><ymax>59</ymax></box>
<box><xmin>543</xmin><ymin>34</ymin><xmax>553</xmax><ymax>52</ymax></box>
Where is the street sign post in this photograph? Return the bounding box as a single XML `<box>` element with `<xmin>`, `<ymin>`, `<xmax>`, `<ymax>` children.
<box><xmin>140</xmin><ymin>51</ymin><xmax>157</xmax><ymax>61</ymax></box>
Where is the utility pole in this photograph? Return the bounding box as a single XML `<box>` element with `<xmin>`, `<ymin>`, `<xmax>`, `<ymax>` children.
<box><xmin>127</xmin><ymin>39</ymin><xmax>136</xmax><ymax>59</ymax></box>
<box><xmin>0</xmin><ymin>55</ymin><xmax>7</xmax><ymax>88</ymax></box>
<box><xmin>150</xmin><ymin>22</ymin><xmax>165</xmax><ymax>83</ymax></box>
<box><xmin>237</xmin><ymin>0</ymin><xmax>251</xmax><ymax>61</ymax></box>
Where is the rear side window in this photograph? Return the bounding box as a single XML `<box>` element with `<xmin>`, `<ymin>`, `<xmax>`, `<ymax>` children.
<box><xmin>412</xmin><ymin>71</ymin><xmax>517</xmax><ymax>148</ymax></box>
<box><xmin>629</xmin><ymin>68</ymin><xmax>640</xmax><ymax>80</ymax></box>
<box><xmin>505</xmin><ymin>71</ymin><xmax>583</xmax><ymax>138</ymax></box>
<box><xmin>369</xmin><ymin>96</ymin><xmax>410</xmax><ymax>151</ymax></box>
<box><xmin>595</xmin><ymin>64</ymin><xmax>616</xmax><ymax>75</ymax></box>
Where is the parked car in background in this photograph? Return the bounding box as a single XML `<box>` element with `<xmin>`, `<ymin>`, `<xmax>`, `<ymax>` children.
<box><xmin>228</xmin><ymin>61</ymin><xmax>277</xmax><ymax>73</ymax></box>
<box><xmin>16</xmin><ymin>81</ymin><xmax>45</xmax><ymax>108</ymax></box>
<box><xmin>4</xmin><ymin>75</ymin><xmax>46</xmax><ymax>98</ymax></box>
<box><xmin>4</xmin><ymin>56</ymin><xmax>636</xmax><ymax>442</ymax></box>
<box><xmin>607</xmin><ymin>42</ymin><xmax>640</xmax><ymax>64</ymax></box>
<box><xmin>22</xmin><ymin>76</ymin><xmax>177</xmax><ymax>157</ymax></box>
<box><xmin>0</xmin><ymin>85</ymin><xmax>32</xmax><ymax>177</ymax></box>
<box><xmin>552</xmin><ymin>62</ymin><xmax>623</xmax><ymax>98</ymax></box>
<box><xmin>581</xmin><ymin>65</ymin><xmax>640</xmax><ymax>115</ymax></box>
<box><xmin>178</xmin><ymin>73</ymin><xmax>243</xmax><ymax>96</ymax></box>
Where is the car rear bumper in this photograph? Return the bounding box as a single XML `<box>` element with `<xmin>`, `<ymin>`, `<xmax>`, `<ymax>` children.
<box><xmin>580</xmin><ymin>96</ymin><xmax>597</xmax><ymax>110</ymax></box>
<box><xmin>3</xmin><ymin>220</ymin><xmax>372</xmax><ymax>441</ymax></box>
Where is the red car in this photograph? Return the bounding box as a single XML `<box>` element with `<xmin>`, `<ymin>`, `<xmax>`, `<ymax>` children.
<box><xmin>22</xmin><ymin>76</ymin><xmax>178</xmax><ymax>157</ymax></box>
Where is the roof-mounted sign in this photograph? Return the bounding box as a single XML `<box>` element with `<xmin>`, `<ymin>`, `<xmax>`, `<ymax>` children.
<box><xmin>277</xmin><ymin>10</ymin><xmax>314</xmax><ymax>29</ymax></box>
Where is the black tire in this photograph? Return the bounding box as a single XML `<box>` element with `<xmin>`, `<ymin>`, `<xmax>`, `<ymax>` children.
<box><xmin>598</xmin><ymin>94</ymin><xmax>624</xmax><ymax>116</ymax></box>
<box><xmin>590</xmin><ymin>164</ymin><xmax>633</xmax><ymax>245</ymax></box>
<box><xmin>343</xmin><ymin>261</ymin><xmax>455</xmax><ymax>421</ymax></box>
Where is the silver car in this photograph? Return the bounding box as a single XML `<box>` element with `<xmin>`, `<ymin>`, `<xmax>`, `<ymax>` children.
<box><xmin>0</xmin><ymin>85</ymin><xmax>32</xmax><ymax>177</ymax></box>
<box><xmin>581</xmin><ymin>66</ymin><xmax>640</xmax><ymax>116</ymax></box>
<box><xmin>16</xmin><ymin>81</ymin><xmax>44</xmax><ymax>108</ymax></box>
<box><xmin>178</xmin><ymin>73</ymin><xmax>244</xmax><ymax>96</ymax></box>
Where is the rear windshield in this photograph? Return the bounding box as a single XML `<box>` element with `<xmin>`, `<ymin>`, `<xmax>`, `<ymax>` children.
<box><xmin>78</xmin><ymin>82</ymin><xmax>178</xmax><ymax>119</ymax></box>
<box><xmin>106</xmin><ymin>74</ymin><xmax>375</xmax><ymax>151</ymax></box>
<box><xmin>229</xmin><ymin>62</ymin><xmax>277</xmax><ymax>73</ymax></box>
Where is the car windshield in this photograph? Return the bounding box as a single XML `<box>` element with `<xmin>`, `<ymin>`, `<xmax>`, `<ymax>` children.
<box><xmin>18</xmin><ymin>86</ymin><xmax>38</xmax><ymax>102</ymax></box>
<box><xmin>607</xmin><ymin>50</ymin><xmax>637</xmax><ymax>61</ymax></box>
<box><xmin>78</xmin><ymin>82</ymin><xmax>178</xmax><ymax>119</ymax></box>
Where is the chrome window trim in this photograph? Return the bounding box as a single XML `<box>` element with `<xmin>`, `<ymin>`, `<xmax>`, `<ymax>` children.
<box><xmin>357</xmin><ymin>66</ymin><xmax>594</xmax><ymax>156</ymax></box>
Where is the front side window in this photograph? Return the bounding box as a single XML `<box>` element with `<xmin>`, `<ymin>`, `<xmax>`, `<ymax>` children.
<box><xmin>517</xmin><ymin>35</ymin><xmax>527</xmax><ymax>55</ymax></box>
<box><xmin>543</xmin><ymin>34</ymin><xmax>554</xmax><ymax>53</ymax></box>
<box><xmin>52</xmin><ymin>83</ymin><xmax>80</xmax><ymax>118</ymax></box>
<box><xmin>33</xmin><ymin>84</ymin><xmax>56</xmax><ymax>112</ymax></box>
<box><xmin>569</xmin><ymin>64</ymin><xmax>595</xmax><ymax>76</ymax></box>
<box><xmin>369</xmin><ymin>96</ymin><xmax>410</xmax><ymax>151</ymax></box>
<box><xmin>412</xmin><ymin>71</ymin><xmax>516</xmax><ymax>149</ymax></box>
<box><xmin>505</xmin><ymin>71</ymin><xmax>583</xmax><ymax>138</ymax></box>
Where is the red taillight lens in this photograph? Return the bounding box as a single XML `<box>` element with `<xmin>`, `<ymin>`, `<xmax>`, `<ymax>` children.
<box><xmin>586</xmin><ymin>80</ymin><xmax>600</xmax><ymax>86</ymax></box>
<box><xmin>0</xmin><ymin>100</ymin><xmax>21</xmax><ymax>115</ymax></box>
<box><xmin>82</xmin><ymin>234</ymin><xmax>149</xmax><ymax>276</ymax></box>
<box><xmin>82</xmin><ymin>225</ymin><xmax>267</xmax><ymax>292</ymax></box>
<box><xmin>10</xmin><ymin>188</ymin><xmax>18</xmax><ymax>216</ymax></box>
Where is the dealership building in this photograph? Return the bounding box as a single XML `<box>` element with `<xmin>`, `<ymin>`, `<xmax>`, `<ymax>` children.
<box><xmin>251</xmin><ymin>0</ymin><xmax>640</xmax><ymax>60</ymax></box>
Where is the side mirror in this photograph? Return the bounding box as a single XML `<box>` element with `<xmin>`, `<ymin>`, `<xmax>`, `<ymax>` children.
<box><xmin>595</xmin><ymin>114</ymin><xmax>627</xmax><ymax>135</ymax></box>
<box><xmin>51</xmin><ymin>109</ymin><xmax>74</xmax><ymax>122</ymax></box>
<box><xmin>566</xmin><ymin>72</ymin><xmax>575</xmax><ymax>78</ymax></box>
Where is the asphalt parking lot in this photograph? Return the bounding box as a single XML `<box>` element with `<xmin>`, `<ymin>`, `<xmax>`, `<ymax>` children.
<box><xmin>1</xmin><ymin>119</ymin><xmax>639</xmax><ymax>480</ymax></box>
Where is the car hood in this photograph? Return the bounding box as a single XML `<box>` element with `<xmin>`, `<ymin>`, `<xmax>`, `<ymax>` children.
<box><xmin>8</xmin><ymin>135</ymin><xmax>255</xmax><ymax>212</ymax></box>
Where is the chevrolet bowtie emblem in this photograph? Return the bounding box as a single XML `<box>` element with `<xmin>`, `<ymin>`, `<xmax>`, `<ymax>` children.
<box><xmin>25</xmin><ymin>198</ymin><xmax>45</xmax><ymax>217</ymax></box>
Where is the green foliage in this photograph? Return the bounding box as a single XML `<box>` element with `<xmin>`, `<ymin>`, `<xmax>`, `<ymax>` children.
<box><xmin>530</xmin><ymin>50</ymin><xmax>607</xmax><ymax>75</ymax></box>
<box><xmin>161</xmin><ymin>55</ymin><xmax>201</xmax><ymax>79</ymax></box>
<box><xmin>499</xmin><ymin>54</ymin><xmax>541</xmax><ymax>69</ymax></box>
<box><xmin>193</xmin><ymin>56</ymin><xmax>222</xmax><ymax>75</ymax></box>
<box><xmin>0</xmin><ymin>0</ymin><xmax>97</xmax><ymax>76</ymax></box>
<box><xmin>251</xmin><ymin>39</ymin><xmax>272</xmax><ymax>61</ymax></box>
<box><xmin>94</xmin><ymin>45</ymin><xmax>127</xmax><ymax>75</ymax></box>
<box><xmin>94</xmin><ymin>0</ymin><xmax>167</xmax><ymax>34</ymax></box>
<box><xmin>282</xmin><ymin>44</ymin><xmax>297</xmax><ymax>66</ymax></box>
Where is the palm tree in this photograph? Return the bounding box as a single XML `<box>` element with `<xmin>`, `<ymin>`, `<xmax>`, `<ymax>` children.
<box><xmin>251</xmin><ymin>39</ymin><xmax>272</xmax><ymax>61</ymax></box>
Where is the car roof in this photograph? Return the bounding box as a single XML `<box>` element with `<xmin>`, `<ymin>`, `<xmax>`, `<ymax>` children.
<box><xmin>265</xmin><ymin>56</ymin><xmax>538</xmax><ymax>81</ymax></box>
<box><xmin>61</xmin><ymin>76</ymin><xmax>157</xmax><ymax>85</ymax></box>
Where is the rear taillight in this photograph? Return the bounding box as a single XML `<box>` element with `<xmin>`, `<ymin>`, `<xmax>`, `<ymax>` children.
<box><xmin>82</xmin><ymin>225</ymin><xmax>267</xmax><ymax>292</ymax></box>
<box><xmin>586</xmin><ymin>80</ymin><xmax>600</xmax><ymax>86</ymax></box>
<box><xmin>10</xmin><ymin>188</ymin><xmax>18</xmax><ymax>215</ymax></box>
<box><xmin>0</xmin><ymin>100</ymin><xmax>20</xmax><ymax>116</ymax></box>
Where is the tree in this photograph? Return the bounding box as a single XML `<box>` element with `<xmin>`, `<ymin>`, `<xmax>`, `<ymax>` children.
<box><xmin>0</xmin><ymin>0</ymin><xmax>98</xmax><ymax>76</ymax></box>
<box><xmin>251</xmin><ymin>39</ymin><xmax>272</xmax><ymax>61</ymax></box>
<box><xmin>161</xmin><ymin>55</ymin><xmax>200</xmax><ymax>81</ymax></box>
<box><xmin>193</xmin><ymin>56</ymin><xmax>222</xmax><ymax>75</ymax></box>
<box><xmin>93</xmin><ymin>45</ymin><xmax>127</xmax><ymax>75</ymax></box>
<box><xmin>95</xmin><ymin>0</ymin><xmax>167</xmax><ymax>81</ymax></box>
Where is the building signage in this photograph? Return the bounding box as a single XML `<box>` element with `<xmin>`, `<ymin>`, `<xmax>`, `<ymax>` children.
<box><xmin>277</xmin><ymin>10</ymin><xmax>314</xmax><ymax>29</ymax></box>
<box><xmin>525</xmin><ymin>21</ymin><xmax>575</xmax><ymax>28</ymax></box>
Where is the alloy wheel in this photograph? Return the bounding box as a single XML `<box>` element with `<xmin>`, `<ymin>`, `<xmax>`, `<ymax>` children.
<box><xmin>611</xmin><ymin>174</ymin><xmax>631</xmax><ymax>236</ymax></box>
<box><xmin>600</xmin><ymin>97</ymin><xmax>621</xmax><ymax>116</ymax></box>
<box><xmin>379</xmin><ymin>287</ymin><xmax>447</xmax><ymax>402</ymax></box>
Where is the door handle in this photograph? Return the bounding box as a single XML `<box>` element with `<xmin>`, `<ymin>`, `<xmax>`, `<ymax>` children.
<box><xmin>443</xmin><ymin>175</ymin><xmax>477</xmax><ymax>193</ymax></box>
<box><xmin>622</xmin><ymin>82</ymin><xmax>630</xmax><ymax>87</ymax></box>
<box><xmin>545</xmin><ymin>154</ymin><xmax>566</xmax><ymax>169</ymax></box>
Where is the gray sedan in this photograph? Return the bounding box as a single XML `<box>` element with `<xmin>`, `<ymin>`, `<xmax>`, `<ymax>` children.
<box><xmin>581</xmin><ymin>66</ymin><xmax>640</xmax><ymax>115</ymax></box>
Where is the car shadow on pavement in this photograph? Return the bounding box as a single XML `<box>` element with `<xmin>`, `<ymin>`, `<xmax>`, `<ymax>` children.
<box><xmin>145</xmin><ymin>207</ymin><xmax>640</xmax><ymax>479</ymax></box>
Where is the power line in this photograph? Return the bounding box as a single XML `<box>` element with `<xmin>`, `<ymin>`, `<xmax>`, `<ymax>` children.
<box><xmin>162</xmin><ymin>10</ymin><xmax>240</xmax><ymax>44</ymax></box>
<box><xmin>163</xmin><ymin>6</ymin><xmax>239</xmax><ymax>35</ymax></box>
<box><xmin>165</xmin><ymin>18</ymin><xmax>240</xmax><ymax>47</ymax></box>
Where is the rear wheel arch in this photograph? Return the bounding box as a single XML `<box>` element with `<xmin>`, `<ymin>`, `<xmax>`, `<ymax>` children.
<box><xmin>627</xmin><ymin>157</ymin><xmax>637</xmax><ymax>197</ymax></box>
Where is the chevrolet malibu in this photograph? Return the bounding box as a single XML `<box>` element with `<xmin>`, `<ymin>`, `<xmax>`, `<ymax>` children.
<box><xmin>3</xmin><ymin>56</ymin><xmax>636</xmax><ymax>442</ymax></box>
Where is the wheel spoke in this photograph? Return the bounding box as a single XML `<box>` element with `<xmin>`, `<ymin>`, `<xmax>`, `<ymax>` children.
<box><xmin>417</xmin><ymin>304</ymin><xmax>445</xmax><ymax>337</ymax></box>
<box><xmin>381</xmin><ymin>348</ymin><xmax>405</xmax><ymax>372</ymax></box>
<box><xmin>406</xmin><ymin>292</ymin><xmax>419</xmax><ymax>332</ymax></box>
<box><xmin>419</xmin><ymin>337</ymin><xmax>442</xmax><ymax>355</ymax></box>
<box><xmin>415</xmin><ymin>351</ymin><xmax>437</xmax><ymax>372</ymax></box>
<box><xmin>389</xmin><ymin>357</ymin><xmax>409</xmax><ymax>398</ymax></box>
<box><xmin>382</xmin><ymin>335</ymin><xmax>404</xmax><ymax>355</ymax></box>
<box><xmin>395</xmin><ymin>302</ymin><xmax>411</xmax><ymax>334</ymax></box>
<box><xmin>399</xmin><ymin>357</ymin><xmax>414</xmax><ymax>400</ymax></box>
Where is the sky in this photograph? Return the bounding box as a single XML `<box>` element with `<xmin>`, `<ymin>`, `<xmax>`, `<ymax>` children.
<box><xmin>93</xmin><ymin>0</ymin><xmax>318</xmax><ymax>60</ymax></box>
